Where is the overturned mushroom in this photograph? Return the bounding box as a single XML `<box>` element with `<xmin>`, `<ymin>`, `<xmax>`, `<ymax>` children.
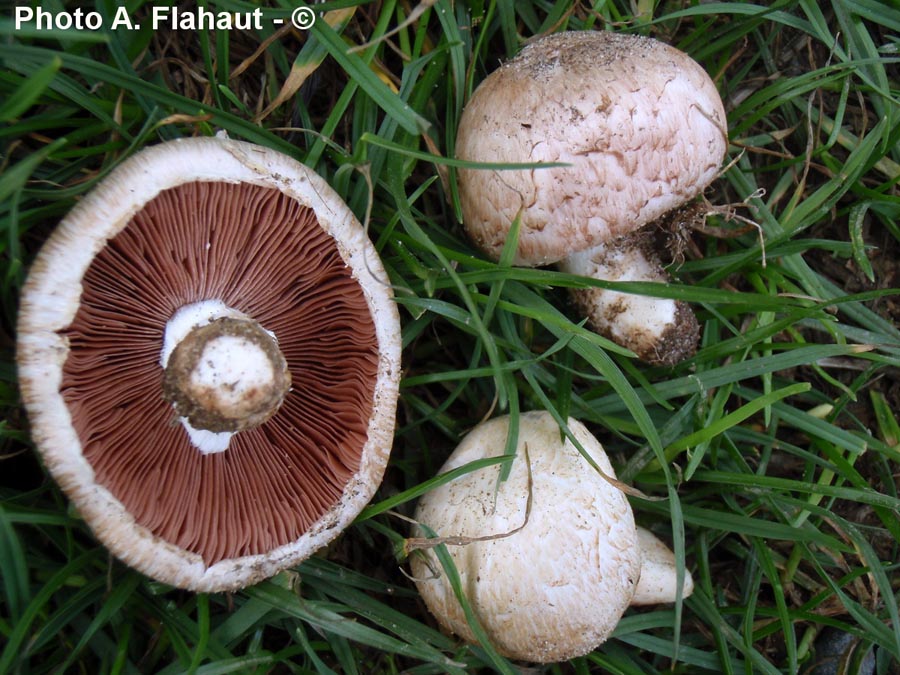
<box><xmin>17</xmin><ymin>136</ymin><xmax>401</xmax><ymax>592</ymax></box>
<box><xmin>410</xmin><ymin>411</ymin><xmax>692</xmax><ymax>663</ymax></box>
<box><xmin>456</xmin><ymin>30</ymin><xmax>728</xmax><ymax>365</ymax></box>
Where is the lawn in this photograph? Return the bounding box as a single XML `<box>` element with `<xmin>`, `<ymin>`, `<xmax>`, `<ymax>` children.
<box><xmin>1</xmin><ymin>1</ymin><xmax>899</xmax><ymax>673</ymax></box>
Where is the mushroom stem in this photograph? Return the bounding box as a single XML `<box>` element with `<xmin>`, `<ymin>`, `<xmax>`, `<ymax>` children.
<box><xmin>631</xmin><ymin>526</ymin><xmax>695</xmax><ymax>606</ymax></box>
<box><xmin>558</xmin><ymin>231</ymin><xmax>700</xmax><ymax>366</ymax></box>
<box><xmin>162</xmin><ymin>300</ymin><xmax>290</xmax><ymax>451</ymax></box>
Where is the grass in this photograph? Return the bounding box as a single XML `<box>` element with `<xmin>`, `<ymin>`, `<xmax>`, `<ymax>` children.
<box><xmin>1</xmin><ymin>0</ymin><xmax>899</xmax><ymax>672</ymax></box>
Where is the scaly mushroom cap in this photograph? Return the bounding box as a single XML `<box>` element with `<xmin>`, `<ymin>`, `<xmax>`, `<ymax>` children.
<box><xmin>17</xmin><ymin>137</ymin><xmax>401</xmax><ymax>592</ymax></box>
<box><xmin>410</xmin><ymin>411</ymin><xmax>640</xmax><ymax>663</ymax></box>
<box><xmin>456</xmin><ymin>30</ymin><xmax>728</xmax><ymax>266</ymax></box>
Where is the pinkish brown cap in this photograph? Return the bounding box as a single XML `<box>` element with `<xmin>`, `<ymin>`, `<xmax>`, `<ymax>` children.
<box><xmin>17</xmin><ymin>136</ymin><xmax>401</xmax><ymax>592</ymax></box>
<box><xmin>456</xmin><ymin>30</ymin><xmax>728</xmax><ymax>266</ymax></box>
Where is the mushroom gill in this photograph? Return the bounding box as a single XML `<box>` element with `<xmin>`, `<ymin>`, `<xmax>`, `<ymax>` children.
<box><xmin>59</xmin><ymin>181</ymin><xmax>379</xmax><ymax>566</ymax></box>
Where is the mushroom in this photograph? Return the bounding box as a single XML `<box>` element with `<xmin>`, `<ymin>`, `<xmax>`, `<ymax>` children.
<box><xmin>410</xmin><ymin>411</ymin><xmax>692</xmax><ymax>663</ymax></box>
<box><xmin>455</xmin><ymin>31</ymin><xmax>728</xmax><ymax>365</ymax></box>
<box><xmin>16</xmin><ymin>136</ymin><xmax>401</xmax><ymax>592</ymax></box>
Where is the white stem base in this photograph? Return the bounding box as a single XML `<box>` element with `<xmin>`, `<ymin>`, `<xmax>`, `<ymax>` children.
<box><xmin>559</xmin><ymin>234</ymin><xmax>699</xmax><ymax>365</ymax></box>
<box><xmin>631</xmin><ymin>526</ymin><xmax>695</xmax><ymax>605</ymax></box>
<box><xmin>161</xmin><ymin>300</ymin><xmax>287</xmax><ymax>454</ymax></box>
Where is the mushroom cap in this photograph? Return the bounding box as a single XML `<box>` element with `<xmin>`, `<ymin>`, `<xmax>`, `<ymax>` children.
<box><xmin>410</xmin><ymin>411</ymin><xmax>640</xmax><ymax>663</ymax></box>
<box><xmin>17</xmin><ymin>137</ymin><xmax>401</xmax><ymax>592</ymax></box>
<box><xmin>456</xmin><ymin>31</ymin><xmax>728</xmax><ymax>266</ymax></box>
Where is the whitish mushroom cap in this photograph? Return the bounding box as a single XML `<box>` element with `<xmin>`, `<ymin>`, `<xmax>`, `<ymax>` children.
<box><xmin>17</xmin><ymin>137</ymin><xmax>401</xmax><ymax>592</ymax></box>
<box><xmin>456</xmin><ymin>31</ymin><xmax>728</xmax><ymax>266</ymax></box>
<box><xmin>411</xmin><ymin>411</ymin><xmax>640</xmax><ymax>663</ymax></box>
<box><xmin>632</xmin><ymin>526</ymin><xmax>695</xmax><ymax>605</ymax></box>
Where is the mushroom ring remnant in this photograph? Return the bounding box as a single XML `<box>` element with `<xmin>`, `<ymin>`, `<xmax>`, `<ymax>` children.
<box><xmin>455</xmin><ymin>30</ymin><xmax>729</xmax><ymax>365</ymax></box>
<box><xmin>410</xmin><ymin>411</ymin><xmax>692</xmax><ymax>663</ymax></box>
<box><xmin>17</xmin><ymin>137</ymin><xmax>401</xmax><ymax>592</ymax></box>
